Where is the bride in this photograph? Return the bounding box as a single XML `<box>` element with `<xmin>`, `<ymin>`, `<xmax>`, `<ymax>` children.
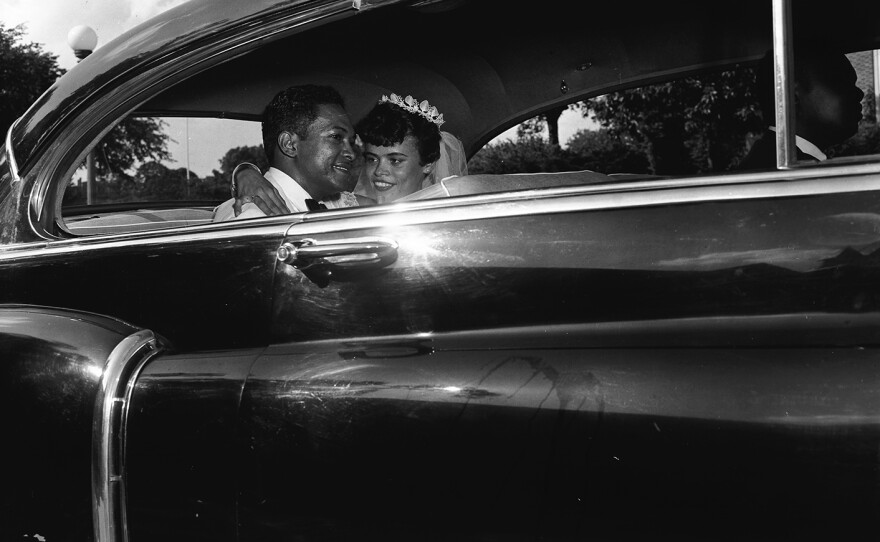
<box><xmin>352</xmin><ymin>93</ymin><xmax>467</xmax><ymax>204</ymax></box>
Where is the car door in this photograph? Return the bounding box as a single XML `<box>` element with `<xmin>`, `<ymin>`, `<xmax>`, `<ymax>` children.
<box><xmin>0</xmin><ymin>219</ymin><xmax>292</xmax><ymax>351</ymax></box>
<box><xmin>236</xmin><ymin>170</ymin><xmax>880</xmax><ymax>540</ymax></box>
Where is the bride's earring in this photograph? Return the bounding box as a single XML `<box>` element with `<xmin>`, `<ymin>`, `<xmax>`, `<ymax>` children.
<box><xmin>421</xmin><ymin>161</ymin><xmax>438</xmax><ymax>189</ymax></box>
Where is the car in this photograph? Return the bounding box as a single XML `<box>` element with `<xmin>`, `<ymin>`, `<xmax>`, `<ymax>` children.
<box><xmin>3</xmin><ymin>0</ymin><xmax>880</xmax><ymax>540</ymax></box>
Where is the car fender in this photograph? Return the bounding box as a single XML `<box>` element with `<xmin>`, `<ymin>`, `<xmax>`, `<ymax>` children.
<box><xmin>0</xmin><ymin>304</ymin><xmax>166</xmax><ymax>542</ymax></box>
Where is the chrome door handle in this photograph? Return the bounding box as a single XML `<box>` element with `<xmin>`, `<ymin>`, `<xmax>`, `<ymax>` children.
<box><xmin>277</xmin><ymin>237</ymin><xmax>398</xmax><ymax>270</ymax></box>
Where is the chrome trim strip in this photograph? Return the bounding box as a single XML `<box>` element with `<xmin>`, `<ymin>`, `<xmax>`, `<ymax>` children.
<box><xmin>5</xmin><ymin>117</ymin><xmax>21</xmax><ymax>183</ymax></box>
<box><xmin>771</xmin><ymin>0</ymin><xmax>796</xmax><ymax>168</ymax></box>
<box><xmin>353</xmin><ymin>0</ymin><xmax>399</xmax><ymax>10</ymax></box>
<box><xmin>874</xmin><ymin>50</ymin><xmax>880</xmax><ymax>118</ymax></box>
<box><xmin>277</xmin><ymin>312</ymin><xmax>880</xmax><ymax>349</ymax></box>
<box><xmin>0</xmin><ymin>221</ymin><xmax>292</xmax><ymax>260</ymax></box>
<box><xmin>3</xmin><ymin>163</ymin><xmax>880</xmax><ymax>261</ymax></box>
<box><xmin>287</xmin><ymin>165</ymin><xmax>880</xmax><ymax>235</ymax></box>
<box><xmin>92</xmin><ymin>329</ymin><xmax>164</xmax><ymax>542</ymax></box>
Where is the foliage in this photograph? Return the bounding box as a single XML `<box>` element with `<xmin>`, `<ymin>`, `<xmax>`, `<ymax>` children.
<box><xmin>468</xmin><ymin>137</ymin><xmax>573</xmax><ymax>174</ymax></box>
<box><xmin>582</xmin><ymin>66</ymin><xmax>764</xmax><ymax>174</ymax></box>
<box><xmin>208</xmin><ymin>145</ymin><xmax>268</xmax><ymax>197</ymax></box>
<box><xmin>64</xmin><ymin>139</ymin><xmax>267</xmax><ymax>207</ymax></box>
<box><xmin>516</xmin><ymin>105</ymin><xmax>570</xmax><ymax>146</ymax></box>
<box><xmin>827</xmin><ymin>121</ymin><xmax>880</xmax><ymax>159</ymax></box>
<box><xmin>93</xmin><ymin>117</ymin><xmax>172</xmax><ymax>176</ymax></box>
<box><xmin>565</xmin><ymin>129</ymin><xmax>650</xmax><ymax>174</ymax></box>
<box><xmin>0</xmin><ymin>23</ymin><xmax>64</xmax><ymax>135</ymax></box>
<box><xmin>64</xmin><ymin>160</ymin><xmax>231</xmax><ymax>206</ymax></box>
<box><xmin>135</xmin><ymin>162</ymin><xmax>184</xmax><ymax>200</ymax></box>
<box><xmin>474</xmin><ymin>67</ymin><xmax>763</xmax><ymax>177</ymax></box>
<box><xmin>828</xmin><ymin>93</ymin><xmax>880</xmax><ymax>158</ymax></box>
<box><xmin>217</xmin><ymin>145</ymin><xmax>268</xmax><ymax>179</ymax></box>
<box><xmin>469</xmin><ymin>129</ymin><xmax>649</xmax><ymax>175</ymax></box>
<box><xmin>2</xmin><ymin>23</ymin><xmax>176</xmax><ymax>204</ymax></box>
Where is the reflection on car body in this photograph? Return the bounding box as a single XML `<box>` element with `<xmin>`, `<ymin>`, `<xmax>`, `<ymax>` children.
<box><xmin>2</xmin><ymin>0</ymin><xmax>880</xmax><ymax>541</ymax></box>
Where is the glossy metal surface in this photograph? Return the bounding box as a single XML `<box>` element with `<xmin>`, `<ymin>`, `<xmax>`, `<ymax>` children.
<box><xmin>772</xmin><ymin>0</ymin><xmax>797</xmax><ymax>167</ymax></box>
<box><xmin>92</xmin><ymin>329</ymin><xmax>165</xmax><ymax>542</ymax></box>
<box><xmin>1</xmin><ymin>0</ymin><xmax>879</xmax><ymax>540</ymax></box>
<box><xmin>0</xmin><ymin>224</ymin><xmax>288</xmax><ymax>351</ymax></box>
<box><xmin>124</xmin><ymin>349</ymin><xmax>260</xmax><ymax>542</ymax></box>
<box><xmin>285</xmin><ymin>163</ymin><xmax>880</xmax><ymax>236</ymax></box>
<box><xmin>4</xmin><ymin>119</ymin><xmax>20</xmax><ymax>183</ymax></box>
<box><xmin>0</xmin><ymin>306</ymin><xmax>140</xmax><ymax>541</ymax></box>
<box><xmin>235</xmin><ymin>330</ymin><xmax>880</xmax><ymax>539</ymax></box>
<box><xmin>272</xmin><ymin>187</ymin><xmax>880</xmax><ymax>341</ymax></box>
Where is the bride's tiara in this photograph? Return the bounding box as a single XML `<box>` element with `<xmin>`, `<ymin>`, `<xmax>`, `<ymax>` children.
<box><xmin>379</xmin><ymin>93</ymin><xmax>445</xmax><ymax>126</ymax></box>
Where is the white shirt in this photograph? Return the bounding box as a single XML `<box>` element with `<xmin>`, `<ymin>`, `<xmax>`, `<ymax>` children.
<box><xmin>768</xmin><ymin>126</ymin><xmax>827</xmax><ymax>161</ymax></box>
<box><xmin>212</xmin><ymin>167</ymin><xmax>357</xmax><ymax>222</ymax></box>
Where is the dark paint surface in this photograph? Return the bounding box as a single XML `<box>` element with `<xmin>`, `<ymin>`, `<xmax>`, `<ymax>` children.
<box><xmin>273</xmin><ymin>191</ymin><xmax>880</xmax><ymax>343</ymax></box>
<box><xmin>0</xmin><ymin>306</ymin><xmax>138</xmax><ymax>541</ymax></box>
<box><xmin>1</xmin><ymin>0</ymin><xmax>879</xmax><ymax>539</ymax></box>
<box><xmin>125</xmin><ymin>350</ymin><xmax>259</xmax><ymax>542</ymax></box>
<box><xmin>7</xmin><ymin>186</ymin><xmax>880</xmax><ymax>540</ymax></box>
<box><xmin>0</xmin><ymin>233</ymin><xmax>279</xmax><ymax>352</ymax></box>
<box><xmin>234</xmin><ymin>340</ymin><xmax>880</xmax><ymax>540</ymax></box>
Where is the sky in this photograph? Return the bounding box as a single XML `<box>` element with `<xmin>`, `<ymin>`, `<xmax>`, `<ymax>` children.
<box><xmin>4</xmin><ymin>0</ymin><xmax>594</xmax><ymax>175</ymax></box>
<box><xmin>4</xmin><ymin>0</ymin><xmax>189</xmax><ymax>70</ymax></box>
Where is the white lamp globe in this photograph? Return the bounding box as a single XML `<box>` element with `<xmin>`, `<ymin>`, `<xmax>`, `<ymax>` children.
<box><xmin>67</xmin><ymin>25</ymin><xmax>98</xmax><ymax>55</ymax></box>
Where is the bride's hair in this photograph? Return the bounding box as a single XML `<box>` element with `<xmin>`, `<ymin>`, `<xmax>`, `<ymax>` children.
<box><xmin>355</xmin><ymin>101</ymin><xmax>441</xmax><ymax>166</ymax></box>
<box><xmin>354</xmin><ymin>93</ymin><xmax>468</xmax><ymax>198</ymax></box>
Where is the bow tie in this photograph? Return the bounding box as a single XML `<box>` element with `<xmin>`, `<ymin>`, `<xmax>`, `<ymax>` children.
<box><xmin>305</xmin><ymin>199</ymin><xmax>328</xmax><ymax>211</ymax></box>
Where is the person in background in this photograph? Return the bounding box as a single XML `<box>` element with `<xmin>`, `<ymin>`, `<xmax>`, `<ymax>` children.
<box><xmin>737</xmin><ymin>48</ymin><xmax>864</xmax><ymax>171</ymax></box>
<box><xmin>229</xmin><ymin>92</ymin><xmax>467</xmax><ymax>213</ymax></box>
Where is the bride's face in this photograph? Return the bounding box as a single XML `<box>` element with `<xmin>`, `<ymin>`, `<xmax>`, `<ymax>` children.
<box><xmin>362</xmin><ymin>135</ymin><xmax>434</xmax><ymax>203</ymax></box>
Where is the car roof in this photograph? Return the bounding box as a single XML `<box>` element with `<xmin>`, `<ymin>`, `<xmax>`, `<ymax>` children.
<box><xmin>10</xmin><ymin>0</ymin><xmax>880</xmax><ymax>170</ymax></box>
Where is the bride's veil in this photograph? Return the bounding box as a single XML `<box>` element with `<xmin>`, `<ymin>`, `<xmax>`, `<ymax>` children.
<box><xmin>425</xmin><ymin>131</ymin><xmax>468</xmax><ymax>189</ymax></box>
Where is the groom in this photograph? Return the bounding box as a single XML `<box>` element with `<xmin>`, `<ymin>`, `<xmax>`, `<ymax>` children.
<box><xmin>213</xmin><ymin>84</ymin><xmax>361</xmax><ymax>221</ymax></box>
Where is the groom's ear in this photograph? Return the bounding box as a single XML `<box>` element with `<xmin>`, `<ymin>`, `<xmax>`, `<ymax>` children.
<box><xmin>278</xmin><ymin>131</ymin><xmax>300</xmax><ymax>158</ymax></box>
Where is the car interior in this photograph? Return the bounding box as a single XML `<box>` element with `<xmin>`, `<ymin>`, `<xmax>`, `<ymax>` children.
<box><xmin>58</xmin><ymin>0</ymin><xmax>880</xmax><ymax>236</ymax></box>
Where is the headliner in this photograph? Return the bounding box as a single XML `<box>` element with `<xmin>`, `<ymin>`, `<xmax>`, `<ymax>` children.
<box><xmin>136</xmin><ymin>0</ymin><xmax>880</xmax><ymax>155</ymax></box>
<box><xmin>138</xmin><ymin>0</ymin><xmax>779</xmax><ymax>155</ymax></box>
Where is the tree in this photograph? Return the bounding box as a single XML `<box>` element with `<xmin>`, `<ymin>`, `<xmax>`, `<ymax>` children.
<box><xmin>582</xmin><ymin>66</ymin><xmax>764</xmax><ymax>175</ymax></box>
<box><xmin>828</xmin><ymin>121</ymin><xmax>880</xmax><ymax>159</ymax></box>
<box><xmin>516</xmin><ymin>105</ymin><xmax>570</xmax><ymax>147</ymax></box>
<box><xmin>93</xmin><ymin>117</ymin><xmax>172</xmax><ymax>178</ymax></box>
<box><xmin>0</xmin><ymin>23</ymin><xmax>64</xmax><ymax>135</ymax></box>
<box><xmin>468</xmin><ymin>137</ymin><xmax>573</xmax><ymax>174</ymax></box>
<box><xmin>218</xmin><ymin>145</ymin><xmax>268</xmax><ymax>177</ymax></box>
<box><xmin>138</xmin><ymin>162</ymin><xmax>190</xmax><ymax>201</ymax></box>
<box><xmin>565</xmin><ymin>128</ymin><xmax>650</xmax><ymax>174</ymax></box>
<box><xmin>1</xmin><ymin>23</ymin><xmax>172</xmax><ymax>201</ymax></box>
<box><xmin>192</xmin><ymin>145</ymin><xmax>268</xmax><ymax>202</ymax></box>
<box><xmin>828</xmin><ymin>93</ymin><xmax>880</xmax><ymax>159</ymax></box>
<box><xmin>469</xmin><ymin>129</ymin><xmax>650</xmax><ymax>176</ymax></box>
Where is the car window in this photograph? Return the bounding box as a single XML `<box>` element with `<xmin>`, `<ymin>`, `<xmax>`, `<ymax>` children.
<box><xmin>470</xmin><ymin>48</ymin><xmax>880</xmax><ymax>178</ymax></box>
<box><xmin>49</xmin><ymin>2</ymin><xmax>880</xmax><ymax>237</ymax></box>
<box><xmin>61</xmin><ymin>116</ymin><xmax>262</xmax><ymax>235</ymax></box>
<box><xmin>827</xmin><ymin>50</ymin><xmax>880</xmax><ymax>160</ymax></box>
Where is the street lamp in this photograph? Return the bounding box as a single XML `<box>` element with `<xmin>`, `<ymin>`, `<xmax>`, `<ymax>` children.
<box><xmin>67</xmin><ymin>25</ymin><xmax>97</xmax><ymax>60</ymax></box>
<box><xmin>67</xmin><ymin>25</ymin><xmax>98</xmax><ymax>204</ymax></box>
